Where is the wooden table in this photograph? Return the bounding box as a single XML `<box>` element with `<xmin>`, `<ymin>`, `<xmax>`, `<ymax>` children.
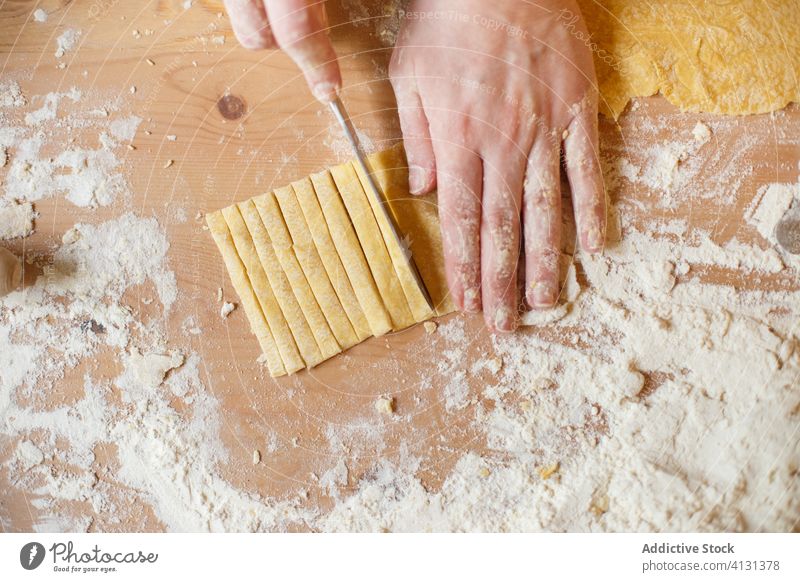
<box><xmin>1</xmin><ymin>0</ymin><xmax>798</xmax><ymax>531</ymax></box>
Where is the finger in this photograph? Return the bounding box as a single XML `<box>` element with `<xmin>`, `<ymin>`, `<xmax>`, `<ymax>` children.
<box><xmin>481</xmin><ymin>154</ymin><xmax>523</xmax><ymax>333</ymax></box>
<box><xmin>264</xmin><ymin>0</ymin><xmax>342</xmax><ymax>102</ymax></box>
<box><xmin>390</xmin><ymin>76</ymin><xmax>436</xmax><ymax>195</ymax></box>
<box><xmin>434</xmin><ymin>143</ymin><xmax>483</xmax><ymax>313</ymax></box>
<box><xmin>563</xmin><ymin>96</ymin><xmax>606</xmax><ymax>254</ymax></box>
<box><xmin>523</xmin><ymin>136</ymin><xmax>562</xmax><ymax>310</ymax></box>
<box><xmin>223</xmin><ymin>0</ymin><xmax>274</xmax><ymax>49</ymax></box>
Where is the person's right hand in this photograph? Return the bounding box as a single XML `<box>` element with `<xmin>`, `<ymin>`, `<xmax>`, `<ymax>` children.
<box><xmin>223</xmin><ymin>0</ymin><xmax>341</xmax><ymax>102</ymax></box>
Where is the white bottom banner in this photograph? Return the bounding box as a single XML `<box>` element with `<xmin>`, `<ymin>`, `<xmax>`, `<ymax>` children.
<box><xmin>1</xmin><ymin>533</ymin><xmax>797</xmax><ymax>581</ymax></box>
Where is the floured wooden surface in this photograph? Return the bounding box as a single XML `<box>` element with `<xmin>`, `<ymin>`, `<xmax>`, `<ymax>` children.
<box><xmin>0</xmin><ymin>1</ymin><xmax>798</xmax><ymax>532</ymax></box>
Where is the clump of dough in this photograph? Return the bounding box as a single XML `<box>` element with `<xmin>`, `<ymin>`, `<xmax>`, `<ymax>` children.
<box><xmin>220</xmin><ymin>301</ymin><xmax>236</xmax><ymax>318</ymax></box>
<box><xmin>374</xmin><ymin>396</ymin><xmax>395</xmax><ymax>415</ymax></box>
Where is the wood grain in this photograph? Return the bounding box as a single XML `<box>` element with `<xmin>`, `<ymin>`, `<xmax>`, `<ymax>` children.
<box><xmin>0</xmin><ymin>0</ymin><xmax>798</xmax><ymax>531</ymax></box>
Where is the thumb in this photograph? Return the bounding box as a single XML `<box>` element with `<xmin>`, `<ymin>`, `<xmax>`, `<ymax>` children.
<box><xmin>264</xmin><ymin>0</ymin><xmax>341</xmax><ymax>103</ymax></box>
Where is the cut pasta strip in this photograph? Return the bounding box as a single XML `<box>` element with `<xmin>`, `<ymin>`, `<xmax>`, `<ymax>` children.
<box><xmin>329</xmin><ymin>162</ymin><xmax>415</xmax><ymax>331</ymax></box>
<box><xmin>253</xmin><ymin>192</ymin><xmax>342</xmax><ymax>361</ymax></box>
<box><xmin>353</xmin><ymin>151</ymin><xmax>435</xmax><ymax>323</ymax></box>
<box><xmin>274</xmin><ymin>184</ymin><xmax>360</xmax><ymax>350</ymax></box>
<box><xmin>237</xmin><ymin>199</ymin><xmax>324</xmax><ymax>369</ymax></box>
<box><xmin>309</xmin><ymin>170</ymin><xmax>392</xmax><ymax>338</ymax></box>
<box><xmin>205</xmin><ymin>210</ymin><xmax>288</xmax><ymax>377</ymax></box>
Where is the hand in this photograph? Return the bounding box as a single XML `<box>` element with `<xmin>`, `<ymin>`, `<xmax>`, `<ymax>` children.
<box><xmin>224</xmin><ymin>0</ymin><xmax>341</xmax><ymax>102</ymax></box>
<box><xmin>389</xmin><ymin>0</ymin><xmax>606</xmax><ymax>332</ymax></box>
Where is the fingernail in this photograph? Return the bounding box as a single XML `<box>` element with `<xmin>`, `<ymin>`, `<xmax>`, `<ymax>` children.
<box><xmin>586</xmin><ymin>227</ymin><xmax>605</xmax><ymax>253</ymax></box>
<box><xmin>312</xmin><ymin>82</ymin><xmax>339</xmax><ymax>104</ymax></box>
<box><xmin>409</xmin><ymin>165</ymin><xmax>426</xmax><ymax>194</ymax></box>
<box><xmin>530</xmin><ymin>282</ymin><xmax>556</xmax><ymax>309</ymax></box>
<box><xmin>494</xmin><ymin>306</ymin><xmax>515</xmax><ymax>333</ymax></box>
<box><xmin>463</xmin><ymin>287</ymin><xmax>481</xmax><ymax>313</ymax></box>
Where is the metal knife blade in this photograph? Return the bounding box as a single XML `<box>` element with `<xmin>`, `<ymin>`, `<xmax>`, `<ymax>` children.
<box><xmin>328</xmin><ymin>96</ymin><xmax>435</xmax><ymax>312</ymax></box>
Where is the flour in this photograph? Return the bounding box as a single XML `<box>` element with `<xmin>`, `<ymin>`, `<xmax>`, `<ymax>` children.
<box><xmin>1</xmin><ymin>88</ymin><xmax>139</xmax><ymax>207</ymax></box>
<box><xmin>320</xmin><ymin>243</ymin><xmax>799</xmax><ymax>532</ymax></box>
<box><xmin>33</xmin><ymin>9</ymin><xmax>48</xmax><ymax>23</ymax></box>
<box><xmin>341</xmin><ymin>0</ymin><xmax>406</xmax><ymax>46</ymax></box>
<box><xmin>0</xmin><ymin>202</ymin><xmax>35</xmax><ymax>239</ymax></box>
<box><xmin>55</xmin><ymin>29</ymin><xmax>81</xmax><ymax>59</ymax></box>
<box><xmin>604</xmin><ymin>117</ymin><xmax>756</xmax><ymax>210</ymax></box>
<box><xmin>746</xmin><ymin>180</ymin><xmax>800</xmax><ymax>243</ymax></box>
<box><xmin>53</xmin><ymin>213</ymin><xmax>177</xmax><ymax>310</ymax></box>
<box><xmin>109</xmin><ymin>116</ymin><xmax>143</xmax><ymax>142</ymax></box>
<box><xmin>0</xmin><ymin>212</ymin><xmax>311</xmax><ymax>532</ymax></box>
<box><xmin>25</xmin><ymin>88</ymin><xmax>82</xmax><ymax>126</ymax></box>
<box><xmin>0</xmin><ymin>81</ymin><xmax>26</xmax><ymax>108</ymax></box>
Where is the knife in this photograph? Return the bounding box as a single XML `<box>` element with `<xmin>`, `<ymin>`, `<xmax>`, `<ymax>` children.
<box><xmin>328</xmin><ymin>95</ymin><xmax>435</xmax><ymax>312</ymax></box>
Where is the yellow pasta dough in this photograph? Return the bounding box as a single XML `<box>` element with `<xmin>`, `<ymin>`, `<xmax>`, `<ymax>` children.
<box><xmin>292</xmin><ymin>177</ymin><xmax>373</xmax><ymax>342</ymax></box>
<box><xmin>208</xmin><ymin>147</ymin><xmax>456</xmax><ymax>376</ymax></box>
<box><xmin>274</xmin><ymin>184</ymin><xmax>360</xmax><ymax>350</ymax></box>
<box><xmin>221</xmin><ymin>205</ymin><xmax>307</xmax><ymax>374</ymax></box>
<box><xmin>253</xmin><ymin>192</ymin><xmax>342</xmax><ymax>362</ymax></box>
<box><xmin>369</xmin><ymin>145</ymin><xmax>456</xmax><ymax>316</ymax></box>
<box><xmin>205</xmin><ymin>210</ymin><xmax>287</xmax><ymax>377</ymax></box>
<box><xmin>352</xmin><ymin>157</ymin><xmax>434</xmax><ymax>324</ymax></box>
<box><xmin>577</xmin><ymin>0</ymin><xmax>800</xmax><ymax>118</ymax></box>
<box><xmin>309</xmin><ymin>170</ymin><xmax>393</xmax><ymax>338</ymax></box>
<box><xmin>237</xmin><ymin>199</ymin><xmax>324</xmax><ymax>369</ymax></box>
<box><xmin>330</xmin><ymin>162</ymin><xmax>416</xmax><ymax>331</ymax></box>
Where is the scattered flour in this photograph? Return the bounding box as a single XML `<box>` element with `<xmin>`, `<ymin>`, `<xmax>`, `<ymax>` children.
<box><xmin>0</xmin><ymin>202</ymin><xmax>35</xmax><ymax>239</ymax></box>
<box><xmin>55</xmin><ymin>29</ymin><xmax>81</xmax><ymax>59</ymax></box>
<box><xmin>1</xmin><ymin>87</ymin><xmax>139</xmax><ymax>208</ymax></box>
<box><xmin>0</xmin><ymin>81</ymin><xmax>26</xmax><ymax>108</ymax></box>
<box><xmin>746</xmin><ymin>180</ymin><xmax>800</xmax><ymax>244</ymax></box>
<box><xmin>33</xmin><ymin>9</ymin><xmax>48</xmax><ymax>23</ymax></box>
<box><xmin>0</xmin><ymin>213</ymin><xmax>311</xmax><ymax>532</ymax></box>
<box><xmin>25</xmin><ymin>88</ymin><xmax>82</xmax><ymax>126</ymax></box>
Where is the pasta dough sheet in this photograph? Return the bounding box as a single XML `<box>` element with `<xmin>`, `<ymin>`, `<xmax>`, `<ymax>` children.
<box><xmin>352</xmin><ymin>158</ymin><xmax>434</xmax><ymax>323</ymax></box>
<box><xmin>577</xmin><ymin>0</ymin><xmax>800</xmax><ymax>118</ymax></box>
<box><xmin>364</xmin><ymin>145</ymin><xmax>456</xmax><ymax>317</ymax></box>
<box><xmin>221</xmin><ymin>205</ymin><xmax>306</xmax><ymax>374</ymax></box>
<box><xmin>208</xmin><ymin>145</ymin><xmax>455</xmax><ymax>377</ymax></box>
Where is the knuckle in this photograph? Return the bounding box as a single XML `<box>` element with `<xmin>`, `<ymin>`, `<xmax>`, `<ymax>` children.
<box><xmin>524</xmin><ymin>186</ymin><xmax>559</xmax><ymax>215</ymax></box>
<box><xmin>534</xmin><ymin>247</ymin><xmax>561</xmax><ymax>273</ymax></box>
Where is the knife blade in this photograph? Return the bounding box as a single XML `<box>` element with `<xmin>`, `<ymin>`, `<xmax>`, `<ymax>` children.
<box><xmin>328</xmin><ymin>95</ymin><xmax>435</xmax><ymax>312</ymax></box>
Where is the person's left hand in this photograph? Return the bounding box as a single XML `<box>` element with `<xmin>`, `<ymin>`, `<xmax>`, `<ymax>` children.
<box><xmin>389</xmin><ymin>0</ymin><xmax>606</xmax><ymax>332</ymax></box>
